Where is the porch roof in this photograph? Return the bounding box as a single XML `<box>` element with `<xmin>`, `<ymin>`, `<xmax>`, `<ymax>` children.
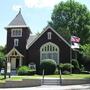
<box><xmin>6</xmin><ymin>48</ymin><xmax>24</xmax><ymax>57</ymax></box>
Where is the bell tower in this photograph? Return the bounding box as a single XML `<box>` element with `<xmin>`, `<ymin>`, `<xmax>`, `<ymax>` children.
<box><xmin>5</xmin><ymin>9</ymin><xmax>31</xmax><ymax>66</ymax></box>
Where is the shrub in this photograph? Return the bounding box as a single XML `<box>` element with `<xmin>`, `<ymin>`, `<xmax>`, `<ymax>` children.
<box><xmin>62</xmin><ymin>70</ymin><xmax>71</xmax><ymax>75</ymax></box>
<box><xmin>0</xmin><ymin>58</ymin><xmax>5</xmax><ymax>71</ymax></box>
<box><xmin>80</xmin><ymin>65</ymin><xmax>85</xmax><ymax>72</ymax></box>
<box><xmin>54</xmin><ymin>68</ymin><xmax>59</xmax><ymax>75</ymax></box>
<box><xmin>81</xmin><ymin>55</ymin><xmax>90</xmax><ymax>71</ymax></box>
<box><xmin>59</xmin><ymin>63</ymin><xmax>74</xmax><ymax>71</ymax></box>
<box><xmin>17</xmin><ymin>66</ymin><xmax>36</xmax><ymax>75</ymax></box>
<box><xmin>72</xmin><ymin>59</ymin><xmax>80</xmax><ymax>73</ymax></box>
<box><xmin>40</xmin><ymin>59</ymin><xmax>57</xmax><ymax>75</ymax></box>
<box><xmin>80</xmin><ymin>71</ymin><xmax>90</xmax><ymax>74</ymax></box>
<box><xmin>72</xmin><ymin>59</ymin><xmax>80</xmax><ymax>69</ymax></box>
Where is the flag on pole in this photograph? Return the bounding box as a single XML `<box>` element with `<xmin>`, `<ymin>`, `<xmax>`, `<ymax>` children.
<box><xmin>71</xmin><ymin>36</ymin><xmax>80</xmax><ymax>49</ymax></box>
<box><xmin>71</xmin><ymin>42</ymin><xmax>80</xmax><ymax>49</ymax></box>
<box><xmin>71</xmin><ymin>36</ymin><xmax>80</xmax><ymax>43</ymax></box>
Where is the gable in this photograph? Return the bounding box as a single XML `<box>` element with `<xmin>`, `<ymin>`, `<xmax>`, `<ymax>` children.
<box><xmin>27</xmin><ymin>25</ymin><xmax>70</xmax><ymax>49</ymax></box>
<box><xmin>6</xmin><ymin>48</ymin><xmax>24</xmax><ymax>57</ymax></box>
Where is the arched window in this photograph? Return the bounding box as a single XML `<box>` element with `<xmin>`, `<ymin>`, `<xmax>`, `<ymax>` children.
<box><xmin>40</xmin><ymin>42</ymin><xmax>59</xmax><ymax>64</ymax></box>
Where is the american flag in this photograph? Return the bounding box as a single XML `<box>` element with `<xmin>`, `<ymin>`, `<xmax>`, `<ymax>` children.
<box><xmin>71</xmin><ymin>36</ymin><xmax>80</xmax><ymax>43</ymax></box>
<box><xmin>71</xmin><ymin>42</ymin><xmax>79</xmax><ymax>49</ymax></box>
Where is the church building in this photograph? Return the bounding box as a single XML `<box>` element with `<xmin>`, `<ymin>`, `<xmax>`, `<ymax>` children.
<box><xmin>5</xmin><ymin>10</ymin><xmax>71</xmax><ymax>70</ymax></box>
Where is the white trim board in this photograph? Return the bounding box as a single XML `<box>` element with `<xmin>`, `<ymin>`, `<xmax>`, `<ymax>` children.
<box><xmin>6</xmin><ymin>48</ymin><xmax>24</xmax><ymax>57</ymax></box>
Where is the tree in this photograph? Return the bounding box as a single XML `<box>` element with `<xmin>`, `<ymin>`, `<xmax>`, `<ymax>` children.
<box><xmin>80</xmin><ymin>44</ymin><xmax>90</xmax><ymax>71</ymax></box>
<box><xmin>0</xmin><ymin>46</ymin><xmax>6</xmax><ymax>70</ymax></box>
<box><xmin>49</xmin><ymin>0</ymin><xmax>90</xmax><ymax>44</ymax></box>
<box><xmin>0</xmin><ymin>46</ymin><xmax>5</xmax><ymax>58</ymax></box>
<box><xmin>81</xmin><ymin>44</ymin><xmax>90</xmax><ymax>57</ymax></box>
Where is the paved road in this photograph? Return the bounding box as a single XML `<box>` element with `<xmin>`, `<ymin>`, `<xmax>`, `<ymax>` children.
<box><xmin>0</xmin><ymin>84</ymin><xmax>90</xmax><ymax>90</ymax></box>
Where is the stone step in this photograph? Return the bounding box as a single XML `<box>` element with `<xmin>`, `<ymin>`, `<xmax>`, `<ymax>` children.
<box><xmin>42</xmin><ymin>79</ymin><xmax>61</xmax><ymax>85</ymax></box>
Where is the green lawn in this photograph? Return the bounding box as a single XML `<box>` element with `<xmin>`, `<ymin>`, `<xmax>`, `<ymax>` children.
<box><xmin>0</xmin><ymin>74</ymin><xmax>90</xmax><ymax>83</ymax></box>
<box><xmin>44</xmin><ymin>74</ymin><xmax>90</xmax><ymax>79</ymax></box>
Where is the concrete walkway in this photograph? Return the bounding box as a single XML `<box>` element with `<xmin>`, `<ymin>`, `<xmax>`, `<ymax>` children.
<box><xmin>0</xmin><ymin>84</ymin><xmax>90</xmax><ymax>90</ymax></box>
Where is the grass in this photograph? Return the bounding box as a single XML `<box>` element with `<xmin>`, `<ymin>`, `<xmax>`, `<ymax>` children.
<box><xmin>44</xmin><ymin>74</ymin><xmax>90</xmax><ymax>79</ymax></box>
<box><xmin>0</xmin><ymin>74</ymin><xmax>90</xmax><ymax>83</ymax></box>
<box><xmin>0</xmin><ymin>75</ymin><xmax>41</xmax><ymax>83</ymax></box>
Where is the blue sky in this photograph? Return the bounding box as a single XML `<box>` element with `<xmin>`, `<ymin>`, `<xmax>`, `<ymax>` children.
<box><xmin>0</xmin><ymin>0</ymin><xmax>90</xmax><ymax>46</ymax></box>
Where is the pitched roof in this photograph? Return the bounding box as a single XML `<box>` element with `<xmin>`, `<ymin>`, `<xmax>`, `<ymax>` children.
<box><xmin>26</xmin><ymin>35</ymin><xmax>37</xmax><ymax>49</ymax></box>
<box><xmin>26</xmin><ymin>25</ymin><xmax>71</xmax><ymax>49</ymax></box>
<box><xmin>9</xmin><ymin>10</ymin><xmax>26</xmax><ymax>25</ymax></box>
<box><xmin>6</xmin><ymin>48</ymin><xmax>24</xmax><ymax>57</ymax></box>
<box><xmin>5</xmin><ymin>10</ymin><xmax>31</xmax><ymax>31</ymax></box>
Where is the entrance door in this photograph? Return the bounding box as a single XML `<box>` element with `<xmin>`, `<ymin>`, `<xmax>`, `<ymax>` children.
<box><xmin>11</xmin><ymin>58</ymin><xmax>16</xmax><ymax>69</ymax></box>
<box><xmin>16</xmin><ymin>58</ymin><xmax>19</xmax><ymax>68</ymax></box>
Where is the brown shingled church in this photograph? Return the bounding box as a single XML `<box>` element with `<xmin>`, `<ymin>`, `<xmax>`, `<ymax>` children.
<box><xmin>5</xmin><ymin>10</ymin><xmax>71</xmax><ymax>71</ymax></box>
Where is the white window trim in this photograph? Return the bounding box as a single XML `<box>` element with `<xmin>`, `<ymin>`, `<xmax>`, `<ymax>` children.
<box><xmin>47</xmin><ymin>32</ymin><xmax>52</xmax><ymax>40</ymax></box>
<box><xmin>11</xmin><ymin>29</ymin><xmax>22</xmax><ymax>37</ymax></box>
<box><xmin>14</xmin><ymin>39</ymin><xmax>19</xmax><ymax>47</ymax></box>
<box><xmin>40</xmin><ymin>42</ymin><xmax>59</xmax><ymax>64</ymax></box>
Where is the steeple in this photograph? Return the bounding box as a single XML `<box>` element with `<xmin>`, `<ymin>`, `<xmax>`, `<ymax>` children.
<box><xmin>5</xmin><ymin>9</ymin><xmax>31</xmax><ymax>32</ymax></box>
<box><xmin>8</xmin><ymin>9</ymin><xmax>26</xmax><ymax>27</ymax></box>
<box><xmin>19</xmin><ymin>8</ymin><xmax>21</xmax><ymax>14</ymax></box>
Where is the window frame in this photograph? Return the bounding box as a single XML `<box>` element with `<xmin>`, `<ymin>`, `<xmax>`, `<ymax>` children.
<box><xmin>14</xmin><ymin>39</ymin><xmax>19</xmax><ymax>47</ymax></box>
<box><xmin>40</xmin><ymin>42</ymin><xmax>59</xmax><ymax>64</ymax></box>
<box><xmin>47</xmin><ymin>32</ymin><xmax>52</xmax><ymax>40</ymax></box>
<box><xmin>11</xmin><ymin>29</ymin><xmax>22</xmax><ymax>37</ymax></box>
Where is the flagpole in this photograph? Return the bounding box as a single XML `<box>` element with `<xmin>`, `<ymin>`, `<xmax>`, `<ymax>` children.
<box><xmin>70</xmin><ymin>39</ymin><xmax>72</xmax><ymax>74</ymax></box>
<box><xmin>75</xmin><ymin>49</ymin><xmax>77</xmax><ymax>60</ymax></box>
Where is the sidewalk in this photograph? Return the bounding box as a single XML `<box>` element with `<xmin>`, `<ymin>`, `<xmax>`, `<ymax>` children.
<box><xmin>0</xmin><ymin>84</ymin><xmax>90</xmax><ymax>90</ymax></box>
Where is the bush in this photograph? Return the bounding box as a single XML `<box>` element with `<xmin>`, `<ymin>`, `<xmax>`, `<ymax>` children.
<box><xmin>72</xmin><ymin>59</ymin><xmax>80</xmax><ymax>73</ymax></box>
<box><xmin>80</xmin><ymin>71</ymin><xmax>90</xmax><ymax>74</ymax></box>
<box><xmin>62</xmin><ymin>70</ymin><xmax>71</xmax><ymax>75</ymax></box>
<box><xmin>72</xmin><ymin>59</ymin><xmax>80</xmax><ymax>69</ymax></box>
<box><xmin>81</xmin><ymin>55</ymin><xmax>90</xmax><ymax>71</ymax></box>
<box><xmin>59</xmin><ymin>63</ymin><xmax>74</xmax><ymax>71</ymax></box>
<box><xmin>80</xmin><ymin>65</ymin><xmax>85</xmax><ymax>72</ymax></box>
<box><xmin>40</xmin><ymin>59</ymin><xmax>57</xmax><ymax>75</ymax></box>
<box><xmin>0</xmin><ymin>58</ymin><xmax>5</xmax><ymax>71</ymax></box>
<box><xmin>17</xmin><ymin>66</ymin><xmax>36</xmax><ymax>75</ymax></box>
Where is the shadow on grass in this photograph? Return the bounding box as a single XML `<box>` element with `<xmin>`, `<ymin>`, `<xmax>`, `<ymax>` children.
<box><xmin>0</xmin><ymin>78</ymin><xmax>6</xmax><ymax>80</ymax></box>
<box><xmin>84</xmin><ymin>77</ymin><xmax>90</xmax><ymax>79</ymax></box>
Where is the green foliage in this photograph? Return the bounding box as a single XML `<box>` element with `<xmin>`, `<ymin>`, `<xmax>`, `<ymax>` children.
<box><xmin>17</xmin><ymin>66</ymin><xmax>36</xmax><ymax>75</ymax></box>
<box><xmin>80</xmin><ymin>65</ymin><xmax>85</xmax><ymax>72</ymax></box>
<box><xmin>62</xmin><ymin>70</ymin><xmax>71</xmax><ymax>75</ymax></box>
<box><xmin>72</xmin><ymin>59</ymin><xmax>80</xmax><ymax>69</ymax></box>
<box><xmin>0</xmin><ymin>58</ymin><xmax>5</xmax><ymax>70</ymax></box>
<box><xmin>59</xmin><ymin>63</ymin><xmax>74</xmax><ymax>71</ymax></box>
<box><xmin>81</xmin><ymin>55</ymin><xmax>90</xmax><ymax>71</ymax></box>
<box><xmin>40</xmin><ymin>59</ymin><xmax>57</xmax><ymax>75</ymax></box>
<box><xmin>0</xmin><ymin>46</ymin><xmax>5</xmax><ymax>59</ymax></box>
<box><xmin>81</xmin><ymin>44</ymin><xmax>90</xmax><ymax>57</ymax></box>
<box><xmin>79</xmin><ymin>44</ymin><xmax>90</xmax><ymax>71</ymax></box>
<box><xmin>49</xmin><ymin>0</ymin><xmax>90</xmax><ymax>44</ymax></box>
<box><xmin>72</xmin><ymin>59</ymin><xmax>80</xmax><ymax>73</ymax></box>
<box><xmin>0</xmin><ymin>46</ymin><xmax>6</xmax><ymax>70</ymax></box>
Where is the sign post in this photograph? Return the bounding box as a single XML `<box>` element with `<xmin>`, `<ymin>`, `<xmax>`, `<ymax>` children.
<box><xmin>42</xmin><ymin>69</ymin><xmax>44</xmax><ymax>84</ymax></box>
<box><xmin>4</xmin><ymin>60</ymin><xmax>7</xmax><ymax>79</ymax></box>
<box><xmin>7</xmin><ymin>62</ymin><xmax>11</xmax><ymax>78</ymax></box>
<box><xmin>59</xmin><ymin>69</ymin><xmax>62</xmax><ymax>85</ymax></box>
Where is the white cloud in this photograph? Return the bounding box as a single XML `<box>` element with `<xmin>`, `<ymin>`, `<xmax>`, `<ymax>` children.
<box><xmin>12</xmin><ymin>5</ymin><xmax>22</xmax><ymax>12</ymax></box>
<box><xmin>24</xmin><ymin>0</ymin><xmax>61</xmax><ymax>8</ymax></box>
